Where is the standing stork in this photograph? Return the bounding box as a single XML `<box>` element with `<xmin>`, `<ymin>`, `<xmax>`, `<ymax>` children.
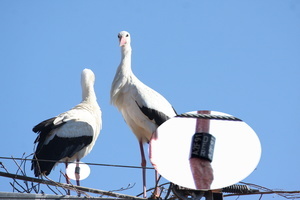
<box><xmin>110</xmin><ymin>31</ymin><xmax>177</xmax><ymax>198</ymax></box>
<box><xmin>31</xmin><ymin>68</ymin><xmax>102</xmax><ymax>191</ymax></box>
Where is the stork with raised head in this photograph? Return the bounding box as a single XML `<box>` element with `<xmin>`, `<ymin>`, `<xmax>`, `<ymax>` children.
<box><xmin>110</xmin><ymin>31</ymin><xmax>177</xmax><ymax>198</ymax></box>
<box><xmin>31</xmin><ymin>68</ymin><xmax>102</xmax><ymax>191</ymax></box>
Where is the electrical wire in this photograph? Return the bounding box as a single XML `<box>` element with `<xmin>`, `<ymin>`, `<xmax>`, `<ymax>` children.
<box><xmin>0</xmin><ymin>156</ymin><xmax>154</xmax><ymax>170</ymax></box>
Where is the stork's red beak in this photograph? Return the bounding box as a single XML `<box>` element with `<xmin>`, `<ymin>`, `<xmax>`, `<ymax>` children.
<box><xmin>119</xmin><ymin>36</ymin><xmax>127</xmax><ymax>46</ymax></box>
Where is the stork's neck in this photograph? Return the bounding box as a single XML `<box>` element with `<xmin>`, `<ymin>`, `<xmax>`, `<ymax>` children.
<box><xmin>82</xmin><ymin>84</ymin><xmax>97</xmax><ymax>103</ymax></box>
<box><xmin>119</xmin><ymin>45</ymin><xmax>133</xmax><ymax>75</ymax></box>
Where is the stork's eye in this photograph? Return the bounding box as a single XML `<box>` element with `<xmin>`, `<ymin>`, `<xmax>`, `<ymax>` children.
<box><xmin>126</xmin><ymin>34</ymin><xmax>129</xmax><ymax>37</ymax></box>
<box><xmin>118</xmin><ymin>34</ymin><xmax>121</xmax><ymax>38</ymax></box>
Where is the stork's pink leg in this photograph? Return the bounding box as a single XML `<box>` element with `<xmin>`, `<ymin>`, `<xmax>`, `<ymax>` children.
<box><xmin>65</xmin><ymin>162</ymin><xmax>71</xmax><ymax>195</ymax></box>
<box><xmin>75</xmin><ymin>159</ymin><xmax>81</xmax><ymax>197</ymax></box>
<box><xmin>75</xmin><ymin>159</ymin><xmax>80</xmax><ymax>186</ymax></box>
<box><xmin>189</xmin><ymin>110</ymin><xmax>214</xmax><ymax>189</ymax></box>
<box><xmin>153</xmin><ymin>170</ymin><xmax>160</xmax><ymax>197</ymax></box>
<box><xmin>139</xmin><ymin>141</ymin><xmax>147</xmax><ymax>198</ymax></box>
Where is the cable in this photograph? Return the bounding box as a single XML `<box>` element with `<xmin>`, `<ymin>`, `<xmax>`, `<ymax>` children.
<box><xmin>176</xmin><ymin>113</ymin><xmax>242</xmax><ymax>121</ymax></box>
<box><xmin>222</xmin><ymin>184</ymin><xmax>259</xmax><ymax>194</ymax></box>
<box><xmin>0</xmin><ymin>156</ymin><xmax>154</xmax><ymax>170</ymax></box>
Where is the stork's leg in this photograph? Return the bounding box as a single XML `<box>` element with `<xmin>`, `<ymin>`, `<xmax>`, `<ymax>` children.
<box><xmin>65</xmin><ymin>162</ymin><xmax>71</xmax><ymax>195</ymax></box>
<box><xmin>75</xmin><ymin>159</ymin><xmax>80</xmax><ymax>186</ymax></box>
<box><xmin>75</xmin><ymin>159</ymin><xmax>81</xmax><ymax>197</ymax></box>
<box><xmin>139</xmin><ymin>141</ymin><xmax>147</xmax><ymax>198</ymax></box>
<box><xmin>153</xmin><ymin>170</ymin><xmax>160</xmax><ymax>197</ymax></box>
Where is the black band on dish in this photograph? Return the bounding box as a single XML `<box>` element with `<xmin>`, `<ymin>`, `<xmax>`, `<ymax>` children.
<box><xmin>190</xmin><ymin>132</ymin><xmax>216</xmax><ymax>162</ymax></box>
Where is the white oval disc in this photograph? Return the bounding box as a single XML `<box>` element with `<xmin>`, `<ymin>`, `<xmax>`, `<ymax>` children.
<box><xmin>149</xmin><ymin>110</ymin><xmax>261</xmax><ymax>190</ymax></box>
<box><xmin>66</xmin><ymin>161</ymin><xmax>91</xmax><ymax>181</ymax></box>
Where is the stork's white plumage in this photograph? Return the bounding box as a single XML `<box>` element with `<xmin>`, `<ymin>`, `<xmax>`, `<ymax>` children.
<box><xmin>31</xmin><ymin>69</ymin><xmax>102</xmax><ymax>188</ymax></box>
<box><xmin>110</xmin><ymin>31</ymin><xmax>177</xmax><ymax>197</ymax></box>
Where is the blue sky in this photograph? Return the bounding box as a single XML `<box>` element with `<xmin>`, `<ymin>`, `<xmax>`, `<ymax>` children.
<box><xmin>0</xmin><ymin>1</ymin><xmax>299</xmax><ymax>199</ymax></box>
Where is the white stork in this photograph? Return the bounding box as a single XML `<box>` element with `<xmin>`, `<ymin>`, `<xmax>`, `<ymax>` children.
<box><xmin>110</xmin><ymin>31</ymin><xmax>177</xmax><ymax>198</ymax></box>
<box><xmin>31</xmin><ymin>68</ymin><xmax>102</xmax><ymax>190</ymax></box>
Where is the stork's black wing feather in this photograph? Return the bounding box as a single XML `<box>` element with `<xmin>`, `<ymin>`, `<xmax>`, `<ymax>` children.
<box><xmin>136</xmin><ymin>101</ymin><xmax>176</xmax><ymax>126</ymax></box>
<box><xmin>31</xmin><ymin>134</ymin><xmax>93</xmax><ymax>176</ymax></box>
<box><xmin>32</xmin><ymin>117</ymin><xmax>66</xmax><ymax>152</ymax></box>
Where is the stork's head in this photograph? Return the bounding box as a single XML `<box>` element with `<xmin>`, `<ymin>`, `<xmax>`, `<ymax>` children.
<box><xmin>81</xmin><ymin>68</ymin><xmax>95</xmax><ymax>87</ymax></box>
<box><xmin>118</xmin><ymin>31</ymin><xmax>131</xmax><ymax>47</ymax></box>
<box><xmin>81</xmin><ymin>68</ymin><xmax>96</xmax><ymax>100</ymax></box>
